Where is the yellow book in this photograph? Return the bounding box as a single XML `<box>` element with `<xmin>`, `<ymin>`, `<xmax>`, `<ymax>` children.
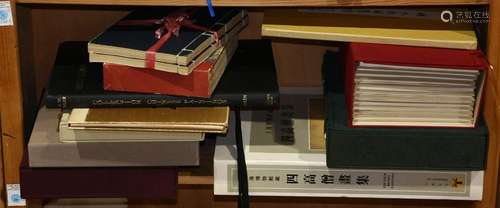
<box><xmin>262</xmin><ymin>9</ymin><xmax>477</xmax><ymax>50</ymax></box>
<box><xmin>67</xmin><ymin>107</ymin><xmax>230</xmax><ymax>133</ymax></box>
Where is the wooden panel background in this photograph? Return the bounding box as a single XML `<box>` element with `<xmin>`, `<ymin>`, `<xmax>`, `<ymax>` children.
<box><xmin>0</xmin><ymin>1</ymin><xmax>25</xmax><ymax>208</ymax></box>
<box><xmin>14</xmin><ymin>0</ymin><xmax>489</xmax><ymax>6</ymax></box>
<box><xmin>10</xmin><ymin>4</ymin><xmax>500</xmax><ymax>208</ymax></box>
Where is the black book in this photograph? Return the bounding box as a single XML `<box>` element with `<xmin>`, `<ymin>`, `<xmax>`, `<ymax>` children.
<box><xmin>325</xmin><ymin>93</ymin><xmax>488</xmax><ymax>170</ymax></box>
<box><xmin>46</xmin><ymin>41</ymin><xmax>279</xmax><ymax>108</ymax></box>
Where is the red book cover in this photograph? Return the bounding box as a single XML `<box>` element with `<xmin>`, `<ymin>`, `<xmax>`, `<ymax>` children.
<box><xmin>103</xmin><ymin>38</ymin><xmax>237</xmax><ymax>98</ymax></box>
<box><xmin>20</xmin><ymin>153</ymin><xmax>177</xmax><ymax>198</ymax></box>
<box><xmin>344</xmin><ymin>43</ymin><xmax>488</xmax><ymax>128</ymax></box>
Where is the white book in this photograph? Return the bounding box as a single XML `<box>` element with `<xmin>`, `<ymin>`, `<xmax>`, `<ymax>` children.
<box><xmin>358</xmin><ymin>62</ymin><xmax>480</xmax><ymax>74</ymax></box>
<box><xmin>355</xmin><ymin>85</ymin><xmax>475</xmax><ymax>94</ymax></box>
<box><xmin>356</xmin><ymin>67</ymin><xmax>479</xmax><ymax>78</ymax></box>
<box><xmin>354</xmin><ymin>75</ymin><xmax>475</xmax><ymax>85</ymax></box>
<box><xmin>355</xmin><ymin>78</ymin><xmax>475</xmax><ymax>87</ymax></box>
<box><xmin>354</xmin><ymin>94</ymin><xmax>474</xmax><ymax>104</ymax></box>
<box><xmin>59</xmin><ymin>112</ymin><xmax>204</xmax><ymax>143</ymax></box>
<box><xmin>214</xmin><ymin>95</ymin><xmax>483</xmax><ymax>200</ymax></box>
<box><xmin>354</xmin><ymin>101</ymin><xmax>474</xmax><ymax>109</ymax></box>
<box><xmin>352</xmin><ymin>61</ymin><xmax>485</xmax><ymax>128</ymax></box>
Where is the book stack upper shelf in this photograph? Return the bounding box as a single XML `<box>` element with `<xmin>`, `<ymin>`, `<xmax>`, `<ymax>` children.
<box><xmin>0</xmin><ymin>1</ymin><xmax>499</xmax><ymax>208</ymax></box>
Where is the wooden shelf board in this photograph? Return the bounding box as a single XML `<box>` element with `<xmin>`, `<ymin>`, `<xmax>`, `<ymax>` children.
<box><xmin>15</xmin><ymin>0</ymin><xmax>488</xmax><ymax>6</ymax></box>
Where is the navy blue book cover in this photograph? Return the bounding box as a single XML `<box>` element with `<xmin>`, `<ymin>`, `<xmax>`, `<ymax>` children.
<box><xmin>46</xmin><ymin>41</ymin><xmax>279</xmax><ymax>108</ymax></box>
<box><xmin>89</xmin><ymin>8</ymin><xmax>244</xmax><ymax>65</ymax></box>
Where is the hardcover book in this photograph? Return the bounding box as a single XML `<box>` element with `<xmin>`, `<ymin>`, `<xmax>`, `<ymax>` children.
<box><xmin>344</xmin><ymin>43</ymin><xmax>488</xmax><ymax>128</ymax></box>
<box><xmin>103</xmin><ymin>34</ymin><xmax>239</xmax><ymax>98</ymax></box>
<box><xmin>88</xmin><ymin>7</ymin><xmax>247</xmax><ymax>75</ymax></box>
<box><xmin>325</xmin><ymin>94</ymin><xmax>488</xmax><ymax>170</ymax></box>
<box><xmin>46</xmin><ymin>41</ymin><xmax>279</xmax><ymax>108</ymax></box>
<box><xmin>28</xmin><ymin>107</ymin><xmax>200</xmax><ymax>167</ymax></box>
<box><xmin>67</xmin><ymin>107</ymin><xmax>229</xmax><ymax>133</ymax></box>
<box><xmin>20</xmin><ymin>153</ymin><xmax>177</xmax><ymax>198</ymax></box>
<box><xmin>262</xmin><ymin>9</ymin><xmax>478</xmax><ymax>50</ymax></box>
<box><xmin>214</xmin><ymin>101</ymin><xmax>484</xmax><ymax>200</ymax></box>
<box><xmin>59</xmin><ymin>111</ymin><xmax>204</xmax><ymax>143</ymax></box>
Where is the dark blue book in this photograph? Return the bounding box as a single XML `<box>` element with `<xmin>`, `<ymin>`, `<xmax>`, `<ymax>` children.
<box><xmin>88</xmin><ymin>7</ymin><xmax>246</xmax><ymax>74</ymax></box>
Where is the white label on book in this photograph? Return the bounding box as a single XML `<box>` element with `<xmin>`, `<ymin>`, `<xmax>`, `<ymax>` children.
<box><xmin>6</xmin><ymin>184</ymin><xmax>26</xmax><ymax>206</ymax></box>
<box><xmin>0</xmin><ymin>1</ymin><xmax>13</xmax><ymax>26</ymax></box>
<box><xmin>229</xmin><ymin>165</ymin><xmax>469</xmax><ymax>197</ymax></box>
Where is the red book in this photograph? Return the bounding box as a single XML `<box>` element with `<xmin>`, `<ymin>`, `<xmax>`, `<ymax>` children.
<box><xmin>103</xmin><ymin>38</ymin><xmax>238</xmax><ymax>98</ymax></box>
<box><xmin>344</xmin><ymin>43</ymin><xmax>488</xmax><ymax>128</ymax></box>
<box><xmin>20</xmin><ymin>153</ymin><xmax>177</xmax><ymax>198</ymax></box>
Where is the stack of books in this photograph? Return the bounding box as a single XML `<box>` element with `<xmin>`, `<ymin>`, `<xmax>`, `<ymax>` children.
<box><xmin>345</xmin><ymin>43</ymin><xmax>486</xmax><ymax>128</ymax></box>
<box><xmin>21</xmin><ymin>7</ymin><xmax>280</xmax><ymax>199</ymax></box>
<box><xmin>214</xmin><ymin>8</ymin><xmax>488</xmax><ymax>201</ymax></box>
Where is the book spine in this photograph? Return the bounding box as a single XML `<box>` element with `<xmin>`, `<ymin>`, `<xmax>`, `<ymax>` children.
<box><xmin>46</xmin><ymin>93</ymin><xmax>279</xmax><ymax>108</ymax></box>
<box><xmin>214</xmin><ymin>163</ymin><xmax>483</xmax><ymax>200</ymax></box>
<box><xmin>20</xmin><ymin>162</ymin><xmax>177</xmax><ymax>198</ymax></box>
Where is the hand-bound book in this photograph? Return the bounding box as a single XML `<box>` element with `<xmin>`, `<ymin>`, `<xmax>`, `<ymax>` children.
<box><xmin>68</xmin><ymin>106</ymin><xmax>229</xmax><ymax>133</ymax></box>
<box><xmin>103</xmin><ymin>34</ymin><xmax>238</xmax><ymax>98</ymax></box>
<box><xmin>214</xmin><ymin>98</ymin><xmax>483</xmax><ymax>200</ymax></box>
<box><xmin>344</xmin><ymin>43</ymin><xmax>488</xmax><ymax>128</ymax></box>
<box><xmin>46</xmin><ymin>41</ymin><xmax>279</xmax><ymax>108</ymax></box>
<box><xmin>20</xmin><ymin>153</ymin><xmax>177</xmax><ymax>198</ymax></box>
<box><xmin>326</xmin><ymin>93</ymin><xmax>487</xmax><ymax>171</ymax></box>
<box><xmin>88</xmin><ymin>7</ymin><xmax>247</xmax><ymax>75</ymax></box>
<box><xmin>28</xmin><ymin>107</ymin><xmax>200</xmax><ymax>167</ymax></box>
<box><xmin>262</xmin><ymin>9</ymin><xmax>477</xmax><ymax>50</ymax></box>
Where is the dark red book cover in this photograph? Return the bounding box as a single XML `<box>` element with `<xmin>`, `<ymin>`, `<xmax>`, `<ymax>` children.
<box><xmin>104</xmin><ymin>62</ymin><xmax>213</xmax><ymax>98</ymax></box>
<box><xmin>20</xmin><ymin>153</ymin><xmax>177</xmax><ymax>199</ymax></box>
<box><xmin>103</xmin><ymin>39</ymin><xmax>237</xmax><ymax>98</ymax></box>
<box><xmin>344</xmin><ymin>43</ymin><xmax>488</xmax><ymax>128</ymax></box>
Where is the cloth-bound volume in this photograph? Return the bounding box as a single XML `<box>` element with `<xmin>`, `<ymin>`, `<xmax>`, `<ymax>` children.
<box><xmin>20</xmin><ymin>153</ymin><xmax>177</xmax><ymax>198</ymax></box>
<box><xmin>29</xmin><ymin>107</ymin><xmax>200</xmax><ymax>167</ymax></box>
<box><xmin>326</xmin><ymin>94</ymin><xmax>488</xmax><ymax>170</ymax></box>
<box><xmin>46</xmin><ymin>41</ymin><xmax>279</xmax><ymax>108</ymax></box>
<box><xmin>262</xmin><ymin>9</ymin><xmax>477</xmax><ymax>50</ymax></box>
<box><xmin>214</xmin><ymin>106</ymin><xmax>484</xmax><ymax>200</ymax></box>
<box><xmin>103</xmin><ymin>36</ymin><xmax>239</xmax><ymax>98</ymax></box>
<box><xmin>89</xmin><ymin>7</ymin><xmax>246</xmax><ymax>75</ymax></box>
<box><xmin>344</xmin><ymin>43</ymin><xmax>488</xmax><ymax>128</ymax></box>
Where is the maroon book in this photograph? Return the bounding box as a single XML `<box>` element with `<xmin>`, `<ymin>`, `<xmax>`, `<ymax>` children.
<box><xmin>20</xmin><ymin>153</ymin><xmax>177</xmax><ymax>199</ymax></box>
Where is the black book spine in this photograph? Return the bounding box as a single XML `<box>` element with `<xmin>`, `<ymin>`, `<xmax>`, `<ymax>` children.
<box><xmin>46</xmin><ymin>92</ymin><xmax>279</xmax><ymax>109</ymax></box>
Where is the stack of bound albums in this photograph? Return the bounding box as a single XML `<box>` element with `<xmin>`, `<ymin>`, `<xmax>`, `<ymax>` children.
<box><xmin>21</xmin><ymin>7</ymin><xmax>280</xmax><ymax>199</ymax></box>
<box><xmin>214</xmin><ymin>8</ymin><xmax>488</xmax><ymax>201</ymax></box>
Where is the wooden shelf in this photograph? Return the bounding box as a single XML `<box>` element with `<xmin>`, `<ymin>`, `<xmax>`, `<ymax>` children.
<box><xmin>15</xmin><ymin>0</ymin><xmax>488</xmax><ymax>6</ymax></box>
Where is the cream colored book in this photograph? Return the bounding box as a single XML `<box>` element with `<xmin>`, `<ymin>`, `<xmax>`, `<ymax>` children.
<box><xmin>262</xmin><ymin>9</ymin><xmax>477</xmax><ymax>50</ymax></box>
<box><xmin>59</xmin><ymin>112</ymin><xmax>205</xmax><ymax>143</ymax></box>
<box><xmin>67</xmin><ymin>107</ymin><xmax>230</xmax><ymax>133</ymax></box>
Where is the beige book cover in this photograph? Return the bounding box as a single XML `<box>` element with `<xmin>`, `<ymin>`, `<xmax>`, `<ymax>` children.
<box><xmin>60</xmin><ymin>112</ymin><xmax>204</xmax><ymax>143</ymax></box>
<box><xmin>28</xmin><ymin>107</ymin><xmax>200</xmax><ymax>167</ymax></box>
<box><xmin>68</xmin><ymin>107</ymin><xmax>230</xmax><ymax>133</ymax></box>
<box><xmin>262</xmin><ymin>9</ymin><xmax>477</xmax><ymax>50</ymax></box>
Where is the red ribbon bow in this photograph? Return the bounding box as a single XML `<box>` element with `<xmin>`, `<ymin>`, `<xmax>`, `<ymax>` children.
<box><xmin>118</xmin><ymin>8</ymin><xmax>219</xmax><ymax>69</ymax></box>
